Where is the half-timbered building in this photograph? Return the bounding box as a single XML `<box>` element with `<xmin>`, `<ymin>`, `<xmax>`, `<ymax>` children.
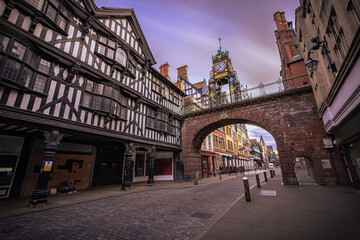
<box><xmin>0</xmin><ymin>0</ymin><xmax>184</xmax><ymax>204</ymax></box>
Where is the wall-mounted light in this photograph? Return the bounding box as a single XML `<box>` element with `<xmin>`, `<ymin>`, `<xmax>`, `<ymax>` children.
<box><xmin>305</xmin><ymin>36</ymin><xmax>337</xmax><ymax>77</ymax></box>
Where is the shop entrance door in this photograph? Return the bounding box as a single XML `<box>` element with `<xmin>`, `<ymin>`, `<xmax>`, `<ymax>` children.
<box><xmin>201</xmin><ymin>156</ymin><xmax>209</xmax><ymax>178</ymax></box>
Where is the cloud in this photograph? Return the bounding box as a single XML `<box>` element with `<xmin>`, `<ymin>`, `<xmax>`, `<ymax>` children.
<box><xmin>246</xmin><ymin>124</ymin><xmax>277</xmax><ymax>150</ymax></box>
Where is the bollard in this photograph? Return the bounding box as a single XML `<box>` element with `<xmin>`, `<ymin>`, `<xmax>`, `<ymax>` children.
<box><xmin>255</xmin><ymin>173</ymin><xmax>261</xmax><ymax>188</ymax></box>
<box><xmin>270</xmin><ymin>170</ymin><xmax>274</xmax><ymax>178</ymax></box>
<box><xmin>243</xmin><ymin>177</ymin><xmax>251</xmax><ymax>202</ymax></box>
<box><xmin>194</xmin><ymin>172</ymin><xmax>199</xmax><ymax>185</ymax></box>
<box><xmin>264</xmin><ymin>171</ymin><xmax>268</xmax><ymax>182</ymax></box>
<box><xmin>219</xmin><ymin>171</ymin><xmax>222</xmax><ymax>180</ymax></box>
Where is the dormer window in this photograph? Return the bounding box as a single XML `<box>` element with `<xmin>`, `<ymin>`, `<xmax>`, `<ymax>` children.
<box><xmin>96</xmin><ymin>35</ymin><xmax>127</xmax><ymax>66</ymax></box>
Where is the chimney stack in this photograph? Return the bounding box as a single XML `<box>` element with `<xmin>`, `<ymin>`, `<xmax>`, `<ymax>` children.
<box><xmin>159</xmin><ymin>62</ymin><xmax>170</xmax><ymax>80</ymax></box>
<box><xmin>177</xmin><ymin>65</ymin><xmax>188</xmax><ymax>81</ymax></box>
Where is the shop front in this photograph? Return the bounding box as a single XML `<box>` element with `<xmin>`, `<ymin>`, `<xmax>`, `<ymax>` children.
<box><xmin>0</xmin><ymin>135</ymin><xmax>23</xmax><ymax>198</ymax></box>
<box><xmin>24</xmin><ymin>140</ymin><xmax>96</xmax><ymax>196</ymax></box>
<box><xmin>132</xmin><ymin>150</ymin><xmax>174</xmax><ymax>182</ymax></box>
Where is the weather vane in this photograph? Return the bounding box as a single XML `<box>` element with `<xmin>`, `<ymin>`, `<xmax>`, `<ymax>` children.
<box><xmin>219</xmin><ymin>37</ymin><xmax>222</xmax><ymax>51</ymax></box>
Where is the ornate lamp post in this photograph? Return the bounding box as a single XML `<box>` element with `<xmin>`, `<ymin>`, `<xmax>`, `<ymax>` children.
<box><xmin>29</xmin><ymin>130</ymin><xmax>63</xmax><ymax>207</ymax></box>
<box><xmin>305</xmin><ymin>36</ymin><xmax>337</xmax><ymax>77</ymax></box>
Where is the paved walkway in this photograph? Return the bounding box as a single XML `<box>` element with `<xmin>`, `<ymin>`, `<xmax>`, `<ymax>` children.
<box><xmin>201</xmin><ymin>170</ymin><xmax>360</xmax><ymax>240</ymax></box>
<box><xmin>1</xmin><ymin>169</ymin><xmax>359</xmax><ymax>240</ymax></box>
<box><xmin>0</xmin><ymin>172</ymin><xmax>260</xmax><ymax>240</ymax></box>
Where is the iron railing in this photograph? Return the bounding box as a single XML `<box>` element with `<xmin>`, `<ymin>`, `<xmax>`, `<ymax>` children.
<box><xmin>185</xmin><ymin>75</ymin><xmax>310</xmax><ymax>111</ymax></box>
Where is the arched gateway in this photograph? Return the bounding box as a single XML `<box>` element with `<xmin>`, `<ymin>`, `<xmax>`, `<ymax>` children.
<box><xmin>181</xmin><ymin>86</ymin><xmax>346</xmax><ymax>185</ymax></box>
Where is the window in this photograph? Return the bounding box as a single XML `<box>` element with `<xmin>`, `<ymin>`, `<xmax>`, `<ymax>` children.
<box><xmin>20</xmin><ymin>67</ymin><xmax>33</xmax><ymax>88</ymax></box>
<box><xmin>85</xmin><ymin>80</ymin><xmax>94</xmax><ymax>92</ymax></box>
<box><xmin>219</xmin><ymin>137</ymin><xmax>225</xmax><ymax>149</ymax></box>
<box><xmin>104</xmin><ymin>85</ymin><xmax>112</xmax><ymax>97</ymax></box>
<box><xmin>25</xmin><ymin>0</ymin><xmax>45</xmax><ymax>11</ymax></box>
<box><xmin>208</xmin><ymin>135</ymin><xmax>212</xmax><ymax>149</ymax></box>
<box><xmin>33</xmin><ymin>75</ymin><xmax>47</xmax><ymax>93</ymax></box>
<box><xmin>213</xmin><ymin>135</ymin><xmax>219</xmax><ymax>148</ymax></box>
<box><xmin>26</xmin><ymin>0</ymin><xmax>70</xmax><ymax>31</ymax></box>
<box><xmin>92</xmin><ymin>96</ymin><xmax>102</xmax><ymax>110</ymax></box>
<box><xmin>82</xmin><ymin>93</ymin><xmax>91</xmax><ymax>108</ymax></box>
<box><xmin>95</xmin><ymin>83</ymin><xmax>104</xmax><ymax>95</ymax></box>
<box><xmin>115</xmin><ymin>48</ymin><xmax>126</xmax><ymax>66</ymax></box>
<box><xmin>38</xmin><ymin>59</ymin><xmax>51</xmax><ymax>74</ymax></box>
<box><xmin>327</xmin><ymin>8</ymin><xmax>349</xmax><ymax>64</ymax></box>
<box><xmin>0</xmin><ymin>35</ymin><xmax>50</xmax><ymax>94</ymax></box>
<box><xmin>0</xmin><ymin>35</ymin><xmax>10</xmax><ymax>52</ymax></box>
<box><xmin>10</xmin><ymin>42</ymin><xmax>26</xmax><ymax>60</ymax></box>
<box><xmin>152</xmin><ymin>78</ymin><xmax>160</xmax><ymax>93</ymax></box>
<box><xmin>96</xmin><ymin>35</ymin><xmax>127</xmax><ymax>66</ymax></box>
<box><xmin>81</xmin><ymin>80</ymin><xmax>127</xmax><ymax>118</ymax></box>
<box><xmin>2</xmin><ymin>59</ymin><xmax>21</xmax><ymax>82</ymax></box>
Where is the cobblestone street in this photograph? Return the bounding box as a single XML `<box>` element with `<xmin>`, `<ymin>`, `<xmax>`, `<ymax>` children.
<box><xmin>0</xmin><ymin>173</ymin><xmax>263</xmax><ymax>240</ymax></box>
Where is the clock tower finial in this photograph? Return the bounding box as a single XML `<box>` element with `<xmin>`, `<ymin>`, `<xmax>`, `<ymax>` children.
<box><xmin>219</xmin><ymin>37</ymin><xmax>222</xmax><ymax>51</ymax></box>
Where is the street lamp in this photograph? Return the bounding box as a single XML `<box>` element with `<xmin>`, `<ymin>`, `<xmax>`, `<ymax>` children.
<box><xmin>305</xmin><ymin>36</ymin><xmax>337</xmax><ymax>77</ymax></box>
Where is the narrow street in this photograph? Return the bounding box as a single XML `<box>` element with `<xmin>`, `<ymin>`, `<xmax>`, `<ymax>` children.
<box><xmin>0</xmin><ymin>173</ymin><xmax>264</xmax><ymax>240</ymax></box>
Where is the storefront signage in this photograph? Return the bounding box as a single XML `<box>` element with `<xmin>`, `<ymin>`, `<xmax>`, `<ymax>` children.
<box><xmin>44</xmin><ymin>161</ymin><xmax>53</xmax><ymax>172</ymax></box>
<box><xmin>323</xmin><ymin>138</ymin><xmax>334</xmax><ymax>148</ymax></box>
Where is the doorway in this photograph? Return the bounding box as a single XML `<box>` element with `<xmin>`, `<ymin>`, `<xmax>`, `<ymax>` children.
<box><xmin>294</xmin><ymin>156</ymin><xmax>317</xmax><ymax>185</ymax></box>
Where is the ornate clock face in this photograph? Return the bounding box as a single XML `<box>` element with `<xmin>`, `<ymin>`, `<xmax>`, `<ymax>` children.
<box><xmin>214</xmin><ymin>61</ymin><xmax>226</xmax><ymax>73</ymax></box>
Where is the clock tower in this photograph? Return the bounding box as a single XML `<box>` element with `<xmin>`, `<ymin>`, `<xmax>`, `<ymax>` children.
<box><xmin>208</xmin><ymin>38</ymin><xmax>241</xmax><ymax>106</ymax></box>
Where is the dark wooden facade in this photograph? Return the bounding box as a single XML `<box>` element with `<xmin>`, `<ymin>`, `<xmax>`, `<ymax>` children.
<box><xmin>0</xmin><ymin>0</ymin><xmax>184</xmax><ymax>199</ymax></box>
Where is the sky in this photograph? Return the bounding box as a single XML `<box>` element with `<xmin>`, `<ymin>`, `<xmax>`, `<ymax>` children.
<box><xmin>94</xmin><ymin>0</ymin><xmax>301</xmax><ymax>150</ymax></box>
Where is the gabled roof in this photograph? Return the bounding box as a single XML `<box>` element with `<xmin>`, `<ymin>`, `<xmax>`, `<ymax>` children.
<box><xmin>87</xmin><ymin>0</ymin><xmax>156</xmax><ymax>65</ymax></box>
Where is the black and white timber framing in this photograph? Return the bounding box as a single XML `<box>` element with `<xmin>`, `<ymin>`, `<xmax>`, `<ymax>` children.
<box><xmin>0</xmin><ymin>0</ymin><xmax>184</xmax><ymax>146</ymax></box>
<box><xmin>0</xmin><ymin>0</ymin><xmax>185</xmax><ymax>198</ymax></box>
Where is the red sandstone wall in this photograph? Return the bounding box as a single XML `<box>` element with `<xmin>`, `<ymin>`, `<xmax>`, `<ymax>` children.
<box><xmin>181</xmin><ymin>88</ymin><xmax>346</xmax><ymax>185</ymax></box>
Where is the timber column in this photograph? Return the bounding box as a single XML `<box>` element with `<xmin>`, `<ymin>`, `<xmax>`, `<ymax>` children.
<box><xmin>121</xmin><ymin>143</ymin><xmax>134</xmax><ymax>190</ymax></box>
<box><xmin>147</xmin><ymin>145</ymin><xmax>156</xmax><ymax>185</ymax></box>
<box><xmin>29</xmin><ymin>130</ymin><xmax>63</xmax><ymax>207</ymax></box>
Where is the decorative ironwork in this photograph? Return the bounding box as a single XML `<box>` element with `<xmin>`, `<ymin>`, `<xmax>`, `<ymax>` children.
<box><xmin>186</xmin><ymin>75</ymin><xmax>309</xmax><ymax>112</ymax></box>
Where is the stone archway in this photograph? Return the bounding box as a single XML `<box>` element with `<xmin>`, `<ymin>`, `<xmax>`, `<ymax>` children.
<box><xmin>181</xmin><ymin>88</ymin><xmax>346</xmax><ymax>185</ymax></box>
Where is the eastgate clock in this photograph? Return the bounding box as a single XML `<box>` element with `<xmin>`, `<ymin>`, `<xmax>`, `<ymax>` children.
<box><xmin>214</xmin><ymin>61</ymin><xmax>226</xmax><ymax>73</ymax></box>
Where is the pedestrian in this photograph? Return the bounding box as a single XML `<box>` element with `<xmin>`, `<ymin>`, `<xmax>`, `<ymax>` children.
<box><xmin>229</xmin><ymin>165</ymin><xmax>233</xmax><ymax>175</ymax></box>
